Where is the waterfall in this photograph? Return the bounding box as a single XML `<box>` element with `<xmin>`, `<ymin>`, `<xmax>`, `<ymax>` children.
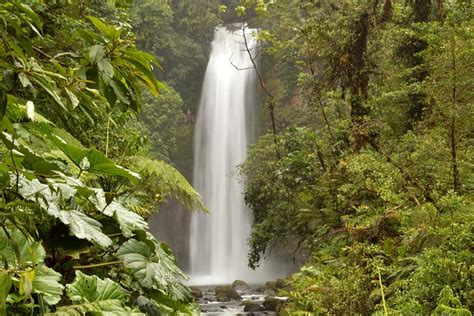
<box><xmin>189</xmin><ymin>26</ymin><xmax>260</xmax><ymax>285</ymax></box>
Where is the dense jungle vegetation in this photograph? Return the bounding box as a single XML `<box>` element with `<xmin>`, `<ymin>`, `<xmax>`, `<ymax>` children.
<box><xmin>237</xmin><ymin>0</ymin><xmax>473</xmax><ymax>314</ymax></box>
<box><xmin>0</xmin><ymin>0</ymin><xmax>215</xmax><ymax>314</ymax></box>
<box><xmin>0</xmin><ymin>0</ymin><xmax>472</xmax><ymax>315</ymax></box>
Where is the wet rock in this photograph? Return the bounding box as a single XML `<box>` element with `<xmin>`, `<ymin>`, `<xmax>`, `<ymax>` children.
<box><xmin>263</xmin><ymin>297</ymin><xmax>281</xmax><ymax>311</ymax></box>
<box><xmin>264</xmin><ymin>278</ymin><xmax>292</xmax><ymax>295</ymax></box>
<box><xmin>243</xmin><ymin>300</ymin><xmax>264</xmax><ymax>312</ymax></box>
<box><xmin>266</xmin><ymin>289</ymin><xmax>277</xmax><ymax>296</ymax></box>
<box><xmin>190</xmin><ymin>286</ymin><xmax>203</xmax><ymax>298</ymax></box>
<box><xmin>215</xmin><ymin>285</ymin><xmax>242</xmax><ymax>302</ymax></box>
<box><xmin>256</xmin><ymin>286</ymin><xmax>265</xmax><ymax>293</ymax></box>
<box><xmin>275</xmin><ymin>278</ymin><xmax>287</xmax><ymax>289</ymax></box>
<box><xmin>276</xmin><ymin>278</ymin><xmax>293</xmax><ymax>291</ymax></box>
<box><xmin>265</xmin><ymin>281</ymin><xmax>276</xmax><ymax>290</ymax></box>
<box><xmin>232</xmin><ymin>279</ymin><xmax>251</xmax><ymax>292</ymax></box>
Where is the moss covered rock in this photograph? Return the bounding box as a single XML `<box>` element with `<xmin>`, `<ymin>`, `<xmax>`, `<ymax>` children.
<box><xmin>232</xmin><ymin>280</ymin><xmax>250</xmax><ymax>291</ymax></box>
<box><xmin>263</xmin><ymin>297</ymin><xmax>281</xmax><ymax>311</ymax></box>
<box><xmin>190</xmin><ymin>286</ymin><xmax>203</xmax><ymax>298</ymax></box>
<box><xmin>215</xmin><ymin>285</ymin><xmax>241</xmax><ymax>302</ymax></box>
<box><xmin>242</xmin><ymin>300</ymin><xmax>264</xmax><ymax>312</ymax></box>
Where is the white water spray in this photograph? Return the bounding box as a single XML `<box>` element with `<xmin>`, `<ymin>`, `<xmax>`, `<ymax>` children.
<box><xmin>189</xmin><ymin>26</ymin><xmax>285</xmax><ymax>285</ymax></box>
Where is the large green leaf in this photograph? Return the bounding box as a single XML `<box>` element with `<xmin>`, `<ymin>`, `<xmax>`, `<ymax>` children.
<box><xmin>0</xmin><ymin>131</ymin><xmax>61</xmax><ymax>176</ymax></box>
<box><xmin>104</xmin><ymin>201</ymin><xmax>148</xmax><ymax>237</ymax></box>
<box><xmin>87</xmin><ymin>16</ymin><xmax>121</xmax><ymax>42</ymax></box>
<box><xmin>29</xmin><ymin>75</ymin><xmax>68</xmax><ymax>111</ymax></box>
<box><xmin>87</xmin><ymin>45</ymin><xmax>106</xmax><ymax>64</ymax></box>
<box><xmin>54</xmin><ymin>271</ymin><xmax>143</xmax><ymax>315</ymax></box>
<box><xmin>61</xmin><ymin>209</ymin><xmax>113</xmax><ymax>247</ymax></box>
<box><xmin>50</xmin><ymin>135</ymin><xmax>139</xmax><ymax>182</ymax></box>
<box><xmin>89</xmin><ymin>189</ymin><xmax>148</xmax><ymax>237</ymax></box>
<box><xmin>117</xmin><ymin>239</ymin><xmax>192</xmax><ymax>302</ymax></box>
<box><xmin>0</xmin><ymin>228</ymin><xmax>45</xmax><ymax>267</ymax></box>
<box><xmin>33</xmin><ymin>265</ymin><xmax>64</xmax><ymax>305</ymax></box>
<box><xmin>0</xmin><ymin>229</ymin><xmax>63</xmax><ymax>306</ymax></box>
<box><xmin>14</xmin><ymin>3</ymin><xmax>42</xmax><ymax>30</ymax></box>
<box><xmin>67</xmin><ymin>271</ymin><xmax>124</xmax><ymax>303</ymax></box>
<box><xmin>17</xmin><ymin>176</ymin><xmax>112</xmax><ymax>247</ymax></box>
<box><xmin>0</xmin><ymin>271</ymin><xmax>12</xmax><ymax>316</ymax></box>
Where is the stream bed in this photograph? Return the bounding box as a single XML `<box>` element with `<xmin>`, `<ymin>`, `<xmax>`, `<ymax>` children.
<box><xmin>192</xmin><ymin>282</ymin><xmax>288</xmax><ymax>315</ymax></box>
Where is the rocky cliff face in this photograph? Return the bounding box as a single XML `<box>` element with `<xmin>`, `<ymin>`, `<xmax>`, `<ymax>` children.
<box><xmin>149</xmin><ymin>199</ymin><xmax>192</xmax><ymax>271</ymax></box>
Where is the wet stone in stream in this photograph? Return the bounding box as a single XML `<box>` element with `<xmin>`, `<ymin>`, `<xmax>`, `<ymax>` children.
<box><xmin>194</xmin><ymin>283</ymin><xmax>287</xmax><ymax>315</ymax></box>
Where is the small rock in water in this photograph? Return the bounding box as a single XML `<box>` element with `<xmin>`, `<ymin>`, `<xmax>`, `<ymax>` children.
<box><xmin>265</xmin><ymin>281</ymin><xmax>276</xmax><ymax>290</ymax></box>
<box><xmin>255</xmin><ymin>286</ymin><xmax>265</xmax><ymax>293</ymax></box>
<box><xmin>275</xmin><ymin>278</ymin><xmax>293</xmax><ymax>291</ymax></box>
<box><xmin>275</xmin><ymin>278</ymin><xmax>288</xmax><ymax>289</ymax></box>
<box><xmin>215</xmin><ymin>285</ymin><xmax>242</xmax><ymax>302</ymax></box>
<box><xmin>232</xmin><ymin>279</ymin><xmax>251</xmax><ymax>292</ymax></box>
<box><xmin>190</xmin><ymin>286</ymin><xmax>203</xmax><ymax>298</ymax></box>
<box><xmin>264</xmin><ymin>278</ymin><xmax>292</xmax><ymax>296</ymax></box>
<box><xmin>265</xmin><ymin>289</ymin><xmax>277</xmax><ymax>296</ymax></box>
<box><xmin>242</xmin><ymin>300</ymin><xmax>264</xmax><ymax>312</ymax></box>
<box><xmin>263</xmin><ymin>297</ymin><xmax>281</xmax><ymax>312</ymax></box>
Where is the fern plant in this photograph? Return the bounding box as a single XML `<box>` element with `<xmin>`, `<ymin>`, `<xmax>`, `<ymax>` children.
<box><xmin>432</xmin><ymin>286</ymin><xmax>471</xmax><ymax>316</ymax></box>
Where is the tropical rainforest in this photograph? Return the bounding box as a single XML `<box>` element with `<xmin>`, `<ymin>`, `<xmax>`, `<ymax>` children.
<box><xmin>0</xmin><ymin>0</ymin><xmax>472</xmax><ymax>315</ymax></box>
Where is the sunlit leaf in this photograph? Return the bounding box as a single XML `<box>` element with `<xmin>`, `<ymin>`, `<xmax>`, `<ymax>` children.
<box><xmin>33</xmin><ymin>265</ymin><xmax>64</xmax><ymax>305</ymax></box>
<box><xmin>55</xmin><ymin>271</ymin><xmax>143</xmax><ymax>315</ymax></box>
<box><xmin>117</xmin><ymin>239</ymin><xmax>192</xmax><ymax>302</ymax></box>
<box><xmin>87</xmin><ymin>16</ymin><xmax>121</xmax><ymax>42</ymax></box>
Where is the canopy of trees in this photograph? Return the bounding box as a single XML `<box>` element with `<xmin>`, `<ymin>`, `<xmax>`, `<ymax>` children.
<box><xmin>238</xmin><ymin>0</ymin><xmax>473</xmax><ymax>314</ymax></box>
<box><xmin>1</xmin><ymin>0</ymin><xmax>472</xmax><ymax>315</ymax></box>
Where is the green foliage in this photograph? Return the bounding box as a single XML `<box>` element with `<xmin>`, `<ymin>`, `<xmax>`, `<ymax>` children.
<box><xmin>240</xmin><ymin>0</ymin><xmax>474</xmax><ymax>314</ymax></box>
<box><xmin>141</xmin><ymin>88</ymin><xmax>183</xmax><ymax>161</ymax></box>
<box><xmin>432</xmin><ymin>286</ymin><xmax>471</xmax><ymax>316</ymax></box>
<box><xmin>241</xmin><ymin>127</ymin><xmax>333</xmax><ymax>268</ymax></box>
<box><xmin>50</xmin><ymin>135</ymin><xmax>139</xmax><ymax>181</ymax></box>
<box><xmin>126</xmin><ymin>156</ymin><xmax>207</xmax><ymax>215</ymax></box>
<box><xmin>117</xmin><ymin>238</ymin><xmax>192</xmax><ymax>302</ymax></box>
<box><xmin>130</xmin><ymin>0</ymin><xmax>221</xmax><ymax>111</ymax></box>
<box><xmin>0</xmin><ymin>228</ymin><xmax>64</xmax><ymax>310</ymax></box>
<box><xmin>0</xmin><ymin>2</ymin><xmax>204</xmax><ymax>315</ymax></box>
<box><xmin>55</xmin><ymin>271</ymin><xmax>140</xmax><ymax>315</ymax></box>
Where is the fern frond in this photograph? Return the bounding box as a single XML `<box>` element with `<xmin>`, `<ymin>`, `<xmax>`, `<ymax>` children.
<box><xmin>126</xmin><ymin>156</ymin><xmax>207</xmax><ymax>214</ymax></box>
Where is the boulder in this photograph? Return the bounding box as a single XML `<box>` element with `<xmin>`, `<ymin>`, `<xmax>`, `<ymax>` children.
<box><xmin>265</xmin><ymin>281</ymin><xmax>276</xmax><ymax>290</ymax></box>
<box><xmin>263</xmin><ymin>297</ymin><xmax>281</xmax><ymax>311</ymax></box>
<box><xmin>264</xmin><ymin>278</ymin><xmax>292</xmax><ymax>295</ymax></box>
<box><xmin>232</xmin><ymin>279</ymin><xmax>250</xmax><ymax>292</ymax></box>
<box><xmin>276</xmin><ymin>278</ymin><xmax>293</xmax><ymax>292</ymax></box>
<box><xmin>275</xmin><ymin>278</ymin><xmax>288</xmax><ymax>289</ymax></box>
<box><xmin>190</xmin><ymin>286</ymin><xmax>203</xmax><ymax>299</ymax></box>
<box><xmin>255</xmin><ymin>286</ymin><xmax>265</xmax><ymax>293</ymax></box>
<box><xmin>242</xmin><ymin>300</ymin><xmax>264</xmax><ymax>312</ymax></box>
<box><xmin>215</xmin><ymin>285</ymin><xmax>241</xmax><ymax>302</ymax></box>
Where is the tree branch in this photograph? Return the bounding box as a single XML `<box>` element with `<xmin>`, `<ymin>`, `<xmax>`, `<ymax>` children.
<box><xmin>73</xmin><ymin>260</ymin><xmax>122</xmax><ymax>269</ymax></box>
<box><xmin>450</xmin><ymin>37</ymin><xmax>460</xmax><ymax>192</ymax></box>
<box><xmin>240</xmin><ymin>24</ymin><xmax>280</xmax><ymax>158</ymax></box>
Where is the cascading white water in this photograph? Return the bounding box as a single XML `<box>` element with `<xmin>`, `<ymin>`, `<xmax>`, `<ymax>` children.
<box><xmin>189</xmin><ymin>26</ymin><xmax>261</xmax><ymax>285</ymax></box>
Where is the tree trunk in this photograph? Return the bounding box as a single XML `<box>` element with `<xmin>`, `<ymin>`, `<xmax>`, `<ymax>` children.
<box><xmin>348</xmin><ymin>12</ymin><xmax>370</xmax><ymax>122</ymax></box>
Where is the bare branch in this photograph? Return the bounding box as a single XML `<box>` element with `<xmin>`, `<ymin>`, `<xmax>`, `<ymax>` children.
<box><xmin>229</xmin><ymin>53</ymin><xmax>255</xmax><ymax>71</ymax></box>
<box><xmin>240</xmin><ymin>23</ymin><xmax>280</xmax><ymax>158</ymax></box>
